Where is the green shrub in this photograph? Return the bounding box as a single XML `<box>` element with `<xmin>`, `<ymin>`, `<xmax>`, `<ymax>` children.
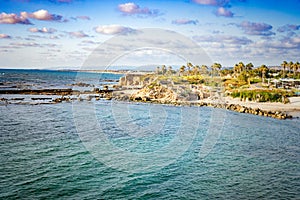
<box><xmin>230</xmin><ymin>89</ymin><xmax>292</xmax><ymax>103</ymax></box>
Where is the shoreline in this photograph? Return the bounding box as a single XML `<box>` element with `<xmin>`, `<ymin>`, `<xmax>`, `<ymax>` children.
<box><xmin>113</xmin><ymin>89</ymin><xmax>298</xmax><ymax>120</ymax></box>
<box><xmin>1</xmin><ymin>88</ymin><xmax>299</xmax><ymax>120</ymax></box>
<box><xmin>223</xmin><ymin>96</ymin><xmax>300</xmax><ymax>118</ymax></box>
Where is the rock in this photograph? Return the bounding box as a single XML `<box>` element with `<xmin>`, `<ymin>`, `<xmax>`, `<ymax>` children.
<box><xmin>238</xmin><ymin>107</ymin><xmax>246</xmax><ymax>113</ymax></box>
<box><xmin>131</xmin><ymin>84</ymin><xmax>177</xmax><ymax>103</ymax></box>
<box><xmin>134</xmin><ymin>97</ymin><xmax>142</xmax><ymax>101</ymax></box>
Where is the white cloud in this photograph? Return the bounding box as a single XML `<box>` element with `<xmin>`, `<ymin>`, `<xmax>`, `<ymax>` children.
<box><xmin>0</xmin><ymin>33</ymin><xmax>11</xmax><ymax>39</ymax></box>
<box><xmin>0</xmin><ymin>10</ymin><xmax>63</xmax><ymax>25</ymax></box>
<box><xmin>193</xmin><ymin>0</ymin><xmax>231</xmax><ymax>7</ymax></box>
<box><xmin>118</xmin><ymin>2</ymin><xmax>161</xmax><ymax>17</ymax></box>
<box><xmin>76</xmin><ymin>16</ymin><xmax>91</xmax><ymax>20</ymax></box>
<box><xmin>193</xmin><ymin>0</ymin><xmax>218</xmax><ymax>6</ymax></box>
<box><xmin>193</xmin><ymin>35</ymin><xmax>252</xmax><ymax>45</ymax></box>
<box><xmin>68</xmin><ymin>31</ymin><xmax>90</xmax><ymax>38</ymax></box>
<box><xmin>94</xmin><ymin>25</ymin><xmax>135</xmax><ymax>35</ymax></box>
<box><xmin>238</xmin><ymin>21</ymin><xmax>275</xmax><ymax>36</ymax></box>
<box><xmin>0</xmin><ymin>12</ymin><xmax>31</xmax><ymax>24</ymax></box>
<box><xmin>33</xmin><ymin>9</ymin><xmax>62</xmax><ymax>21</ymax></box>
<box><xmin>28</xmin><ymin>27</ymin><xmax>57</xmax><ymax>34</ymax></box>
<box><xmin>172</xmin><ymin>19</ymin><xmax>198</xmax><ymax>25</ymax></box>
<box><xmin>215</xmin><ymin>7</ymin><xmax>233</xmax><ymax>17</ymax></box>
<box><xmin>10</xmin><ymin>42</ymin><xmax>41</xmax><ymax>47</ymax></box>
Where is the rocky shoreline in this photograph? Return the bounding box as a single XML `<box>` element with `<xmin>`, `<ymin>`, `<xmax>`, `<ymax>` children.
<box><xmin>0</xmin><ymin>87</ymin><xmax>296</xmax><ymax>120</ymax></box>
<box><xmin>113</xmin><ymin>90</ymin><xmax>295</xmax><ymax>119</ymax></box>
<box><xmin>126</xmin><ymin>99</ymin><xmax>293</xmax><ymax>120</ymax></box>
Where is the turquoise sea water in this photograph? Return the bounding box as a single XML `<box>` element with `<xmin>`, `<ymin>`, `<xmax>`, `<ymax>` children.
<box><xmin>0</xmin><ymin>69</ymin><xmax>123</xmax><ymax>90</ymax></box>
<box><xmin>0</xmin><ymin>70</ymin><xmax>300</xmax><ymax>199</ymax></box>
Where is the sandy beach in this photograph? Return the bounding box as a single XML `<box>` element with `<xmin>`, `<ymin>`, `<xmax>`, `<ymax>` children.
<box><xmin>224</xmin><ymin>96</ymin><xmax>300</xmax><ymax>118</ymax></box>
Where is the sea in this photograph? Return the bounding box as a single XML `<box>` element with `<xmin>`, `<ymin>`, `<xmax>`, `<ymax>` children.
<box><xmin>0</xmin><ymin>69</ymin><xmax>299</xmax><ymax>199</ymax></box>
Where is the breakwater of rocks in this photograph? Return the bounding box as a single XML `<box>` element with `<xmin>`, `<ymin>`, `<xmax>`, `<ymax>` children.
<box><xmin>129</xmin><ymin>98</ymin><xmax>293</xmax><ymax>120</ymax></box>
<box><xmin>198</xmin><ymin>102</ymin><xmax>292</xmax><ymax>120</ymax></box>
<box><xmin>0</xmin><ymin>88</ymin><xmax>113</xmax><ymax>105</ymax></box>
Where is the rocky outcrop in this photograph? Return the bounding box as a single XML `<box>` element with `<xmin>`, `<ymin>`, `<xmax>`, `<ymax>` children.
<box><xmin>131</xmin><ymin>84</ymin><xmax>177</xmax><ymax>103</ymax></box>
<box><xmin>0</xmin><ymin>89</ymin><xmax>75</xmax><ymax>95</ymax></box>
<box><xmin>121</xmin><ymin>85</ymin><xmax>293</xmax><ymax>120</ymax></box>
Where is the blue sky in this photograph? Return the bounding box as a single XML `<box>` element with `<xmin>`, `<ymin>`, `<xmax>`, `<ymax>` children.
<box><xmin>0</xmin><ymin>0</ymin><xmax>300</xmax><ymax>69</ymax></box>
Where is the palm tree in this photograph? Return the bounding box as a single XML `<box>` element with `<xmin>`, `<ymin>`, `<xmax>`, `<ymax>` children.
<box><xmin>288</xmin><ymin>61</ymin><xmax>294</xmax><ymax>77</ymax></box>
<box><xmin>245</xmin><ymin>63</ymin><xmax>254</xmax><ymax>71</ymax></box>
<box><xmin>259</xmin><ymin>64</ymin><xmax>269</xmax><ymax>83</ymax></box>
<box><xmin>293</xmin><ymin>61</ymin><xmax>299</xmax><ymax>78</ymax></box>
<box><xmin>211</xmin><ymin>63</ymin><xmax>222</xmax><ymax>76</ymax></box>
<box><xmin>281</xmin><ymin>61</ymin><xmax>288</xmax><ymax>78</ymax></box>
<box><xmin>200</xmin><ymin>65</ymin><xmax>208</xmax><ymax>75</ymax></box>
<box><xmin>187</xmin><ymin>62</ymin><xmax>193</xmax><ymax>75</ymax></box>
<box><xmin>192</xmin><ymin>65</ymin><xmax>200</xmax><ymax>75</ymax></box>
<box><xmin>233</xmin><ymin>63</ymin><xmax>239</xmax><ymax>76</ymax></box>
<box><xmin>233</xmin><ymin>62</ymin><xmax>245</xmax><ymax>75</ymax></box>
<box><xmin>167</xmin><ymin>66</ymin><xmax>173</xmax><ymax>75</ymax></box>
<box><xmin>238</xmin><ymin>62</ymin><xmax>245</xmax><ymax>72</ymax></box>
<box><xmin>179</xmin><ymin>65</ymin><xmax>186</xmax><ymax>76</ymax></box>
<box><xmin>161</xmin><ymin>65</ymin><xmax>167</xmax><ymax>75</ymax></box>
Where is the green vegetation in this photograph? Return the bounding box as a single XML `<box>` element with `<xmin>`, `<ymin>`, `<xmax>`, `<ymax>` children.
<box><xmin>148</xmin><ymin>60</ymin><xmax>300</xmax><ymax>103</ymax></box>
<box><xmin>230</xmin><ymin>89</ymin><xmax>292</xmax><ymax>103</ymax></box>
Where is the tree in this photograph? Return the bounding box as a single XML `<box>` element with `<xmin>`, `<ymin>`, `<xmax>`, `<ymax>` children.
<box><xmin>259</xmin><ymin>64</ymin><xmax>269</xmax><ymax>83</ymax></box>
<box><xmin>187</xmin><ymin>62</ymin><xmax>193</xmax><ymax>75</ymax></box>
<box><xmin>245</xmin><ymin>63</ymin><xmax>254</xmax><ymax>71</ymax></box>
<box><xmin>238</xmin><ymin>62</ymin><xmax>245</xmax><ymax>72</ymax></box>
<box><xmin>233</xmin><ymin>62</ymin><xmax>245</xmax><ymax>75</ymax></box>
<box><xmin>192</xmin><ymin>65</ymin><xmax>200</xmax><ymax>75</ymax></box>
<box><xmin>167</xmin><ymin>66</ymin><xmax>173</xmax><ymax>75</ymax></box>
<box><xmin>292</xmin><ymin>61</ymin><xmax>300</xmax><ymax>78</ymax></box>
<box><xmin>220</xmin><ymin>68</ymin><xmax>233</xmax><ymax>77</ymax></box>
<box><xmin>200</xmin><ymin>65</ymin><xmax>208</xmax><ymax>75</ymax></box>
<box><xmin>179</xmin><ymin>65</ymin><xmax>186</xmax><ymax>76</ymax></box>
<box><xmin>161</xmin><ymin>65</ymin><xmax>167</xmax><ymax>75</ymax></box>
<box><xmin>233</xmin><ymin>64</ymin><xmax>239</xmax><ymax>76</ymax></box>
<box><xmin>211</xmin><ymin>63</ymin><xmax>222</xmax><ymax>76</ymax></box>
<box><xmin>281</xmin><ymin>61</ymin><xmax>288</xmax><ymax>78</ymax></box>
<box><xmin>288</xmin><ymin>61</ymin><xmax>294</xmax><ymax>77</ymax></box>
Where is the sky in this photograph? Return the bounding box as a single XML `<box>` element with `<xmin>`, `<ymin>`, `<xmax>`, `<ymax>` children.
<box><xmin>0</xmin><ymin>0</ymin><xmax>300</xmax><ymax>69</ymax></box>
